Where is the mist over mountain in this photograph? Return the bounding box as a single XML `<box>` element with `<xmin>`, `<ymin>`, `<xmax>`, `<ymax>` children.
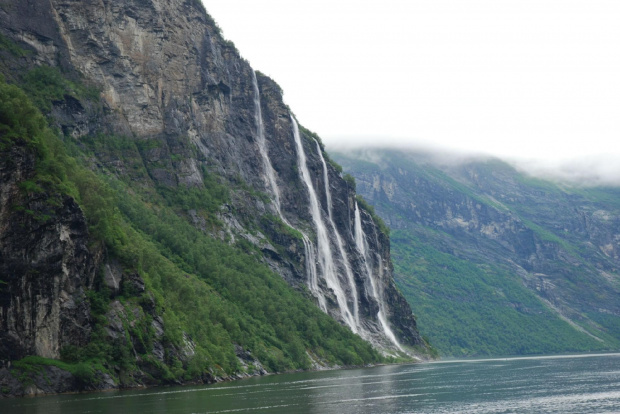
<box><xmin>329</xmin><ymin>141</ymin><xmax>620</xmax><ymax>187</ymax></box>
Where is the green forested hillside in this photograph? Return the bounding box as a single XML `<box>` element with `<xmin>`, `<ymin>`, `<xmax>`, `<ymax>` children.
<box><xmin>392</xmin><ymin>231</ymin><xmax>609</xmax><ymax>356</ymax></box>
<box><xmin>334</xmin><ymin>149</ymin><xmax>620</xmax><ymax>357</ymax></box>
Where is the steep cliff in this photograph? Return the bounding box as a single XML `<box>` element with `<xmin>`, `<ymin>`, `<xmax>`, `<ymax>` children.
<box><xmin>0</xmin><ymin>0</ymin><xmax>426</xmax><ymax>396</ymax></box>
<box><xmin>0</xmin><ymin>138</ymin><xmax>98</xmax><ymax>362</ymax></box>
<box><xmin>335</xmin><ymin>148</ymin><xmax>620</xmax><ymax>356</ymax></box>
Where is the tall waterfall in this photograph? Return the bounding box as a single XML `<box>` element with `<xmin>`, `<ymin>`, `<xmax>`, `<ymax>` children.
<box><xmin>252</xmin><ymin>87</ymin><xmax>402</xmax><ymax>347</ymax></box>
<box><xmin>291</xmin><ymin>116</ymin><xmax>358</xmax><ymax>333</ymax></box>
<box><xmin>252</xmin><ymin>73</ymin><xmax>326</xmax><ymax>311</ymax></box>
<box><xmin>301</xmin><ymin>235</ymin><xmax>326</xmax><ymax>312</ymax></box>
<box><xmin>251</xmin><ymin>71</ymin><xmax>281</xmax><ymax>209</ymax></box>
<box><xmin>354</xmin><ymin>202</ymin><xmax>403</xmax><ymax>351</ymax></box>
<box><xmin>315</xmin><ymin>141</ymin><xmax>360</xmax><ymax>326</ymax></box>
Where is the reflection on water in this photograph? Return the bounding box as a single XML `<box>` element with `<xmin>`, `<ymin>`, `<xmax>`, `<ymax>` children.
<box><xmin>2</xmin><ymin>353</ymin><xmax>620</xmax><ymax>413</ymax></box>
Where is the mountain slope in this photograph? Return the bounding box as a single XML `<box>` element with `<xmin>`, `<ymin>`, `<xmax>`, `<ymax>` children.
<box><xmin>0</xmin><ymin>0</ymin><xmax>427</xmax><ymax>396</ymax></box>
<box><xmin>334</xmin><ymin>148</ymin><xmax>620</xmax><ymax>356</ymax></box>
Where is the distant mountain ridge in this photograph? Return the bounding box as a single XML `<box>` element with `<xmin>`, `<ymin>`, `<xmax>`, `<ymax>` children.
<box><xmin>334</xmin><ymin>148</ymin><xmax>620</xmax><ymax>356</ymax></box>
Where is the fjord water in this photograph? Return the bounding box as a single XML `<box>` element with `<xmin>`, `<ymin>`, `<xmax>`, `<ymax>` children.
<box><xmin>4</xmin><ymin>353</ymin><xmax>620</xmax><ymax>414</ymax></box>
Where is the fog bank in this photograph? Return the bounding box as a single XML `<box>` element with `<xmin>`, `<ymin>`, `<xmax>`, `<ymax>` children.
<box><xmin>327</xmin><ymin>141</ymin><xmax>620</xmax><ymax>187</ymax></box>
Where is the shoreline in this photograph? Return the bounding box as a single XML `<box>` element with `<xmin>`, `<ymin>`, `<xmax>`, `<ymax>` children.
<box><xmin>7</xmin><ymin>350</ymin><xmax>617</xmax><ymax>399</ymax></box>
<box><xmin>0</xmin><ymin>356</ymin><xmax>424</xmax><ymax>399</ymax></box>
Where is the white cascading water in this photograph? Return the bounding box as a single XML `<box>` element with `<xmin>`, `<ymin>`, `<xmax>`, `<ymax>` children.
<box><xmin>253</xmin><ymin>74</ymin><xmax>403</xmax><ymax>348</ymax></box>
<box><xmin>300</xmin><ymin>234</ymin><xmax>326</xmax><ymax>311</ymax></box>
<box><xmin>315</xmin><ymin>140</ymin><xmax>360</xmax><ymax>327</ymax></box>
<box><xmin>252</xmin><ymin>73</ymin><xmax>326</xmax><ymax>311</ymax></box>
<box><xmin>291</xmin><ymin>116</ymin><xmax>358</xmax><ymax>333</ymax></box>
<box><xmin>354</xmin><ymin>202</ymin><xmax>404</xmax><ymax>351</ymax></box>
<box><xmin>252</xmin><ymin>71</ymin><xmax>281</xmax><ymax>208</ymax></box>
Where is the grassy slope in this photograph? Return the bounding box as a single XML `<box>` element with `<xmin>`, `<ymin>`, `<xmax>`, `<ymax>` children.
<box><xmin>392</xmin><ymin>230</ymin><xmax>609</xmax><ymax>357</ymax></box>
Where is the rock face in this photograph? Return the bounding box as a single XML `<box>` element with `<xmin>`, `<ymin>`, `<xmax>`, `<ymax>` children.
<box><xmin>0</xmin><ymin>0</ymin><xmax>423</xmax><ymax>379</ymax></box>
<box><xmin>0</xmin><ymin>141</ymin><xmax>98</xmax><ymax>363</ymax></box>
<box><xmin>335</xmin><ymin>148</ymin><xmax>620</xmax><ymax>354</ymax></box>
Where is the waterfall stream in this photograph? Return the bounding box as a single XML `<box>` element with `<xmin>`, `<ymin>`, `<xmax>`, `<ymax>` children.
<box><xmin>252</xmin><ymin>73</ymin><xmax>326</xmax><ymax>311</ymax></box>
<box><xmin>291</xmin><ymin>116</ymin><xmax>358</xmax><ymax>333</ymax></box>
<box><xmin>252</xmin><ymin>75</ymin><xmax>399</xmax><ymax>346</ymax></box>
<box><xmin>252</xmin><ymin>71</ymin><xmax>281</xmax><ymax>209</ymax></box>
<box><xmin>354</xmin><ymin>202</ymin><xmax>403</xmax><ymax>350</ymax></box>
<box><xmin>315</xmin><ymin>141</ymin><xmax>360</xmax><ymax>327</ymax></box>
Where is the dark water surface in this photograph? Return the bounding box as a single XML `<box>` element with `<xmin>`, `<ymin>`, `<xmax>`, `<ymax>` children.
<box><xmin>3</xmin><ymin>353</ymin><xmax>620</xmax><ymax>413</ymax></box>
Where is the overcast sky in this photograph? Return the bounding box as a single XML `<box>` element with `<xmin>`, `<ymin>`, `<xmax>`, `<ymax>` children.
<box><xmin>202</xmin><ymin>0</ymin><xmax>620</xmax><ymax>183</ymax></box>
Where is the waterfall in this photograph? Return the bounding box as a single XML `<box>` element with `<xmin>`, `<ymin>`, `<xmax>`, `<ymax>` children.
<box><xmin>252</xmin><ymin>71</ymin><xmax>281</xmax><ymax>209</ymax></box>
<box><xmin>354</xmin><ymin>202</ymin><xmax>403</xmax><ymax>351</ymax></box>
<box><xmin>315</xmin><ymin>141</ymin><xmax>360</xmax><ymax>326</ymax></box>
<box><xmin>253</xmin><ymin>76</ymin><xmax>400</xmax><ymax>346</ymax></box>
<box><xmin>301</xmin><ymin>234</ymin><xmax>326</xmax><ymax>311</ymax></box>
<box><xmin>291</xmin><ymin>116</ymin><xmax>358</xmax><ymax>333</ymax></box>
<box><xmin>252</xmin><ymin>72</ymin><xmax>326</xmax><ymax>311</ymax></box>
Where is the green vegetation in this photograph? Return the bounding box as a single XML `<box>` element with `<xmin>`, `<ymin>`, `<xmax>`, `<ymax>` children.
<box><xmin>333</xmin><ymin>148</ymin><xmax>620</xmax><ymax>357</ymax></box>
<box><xmin>1</xmin><ymin>76</ymin><xmax>116</xmax><ymax>242</ymax></box>
<box><xmin>519</xmin><ymin>217</ymin><xmax>572</xmax><ymax>251</ymax></box>
<box><xmin>157</xmin><ymin>170</ymin><xmax>228</xmax><ymax>214</ymax></box>
<box><xmin>426</xmin><ymin>167</ymin><xmax>508</xmax><ymax>212</ymax></box>
<box><xmin>298</xmin><ymin>124</ymin><xmax>324</xmax><ymax>150</ymax></box>
<box><xmin>1</xmin><ymin>71</ymin><xmax>385</xmax><ymax>387</ymax></box>
<box><xmin>343</xmin><ymin>173</ymin><xmax>356</xmax><ymax>190</ymax></box>
<box><xmin>11</xmin><ymin>356</ymin><xmax>97</xmax><ymax>388</ymax></box>
<box><xmin>261</xmin><ymin>214</ymin><xmax>304</xmax><ymax>241</ymax></box>
<box><xmin>113</xmin><ymin>180</ymin><xmax>381</xmax><ymax>371</ymax></box>
<box><xmin>255</xmin><ymin>70</ymin><xmax>283</xmax><ymax>95</ymax></box>
<box><xmin>356</xmin><ymin>195</ymin><xmax>390</xmax><ymax>237</ymax></box>
<box><xmin>0</xmin><ymin>75</ymin><xmax>46</xmax><ymax>148</ymax></box>
<box><xmin>21</xmin><ymin>65</ymin><xmax>99</xmax><ymax>112</ymax></box>
<box><xmin>571</xmin><ymin>186</ymin><xmax>620</xmax><ymax>212</ymax></box>
<box><xmin>298</xmin><ymin>123</ymin><xmax>344</xmax><ymax>174</ymax></box>
<box><xmin>0</xmin><ymin>33</ymin><xmax>29</xmax><ymax>57</ymax></box>
<box><xmin>392</xmin><ymin>230</ymin><xmax>610</xmax><ymax>356</ymax></box>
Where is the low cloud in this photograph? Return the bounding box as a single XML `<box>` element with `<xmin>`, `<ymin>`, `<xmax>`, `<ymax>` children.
<box><xmin>327</xmin><ymin>139</ymin><xmax>620</xmax><ymax>188</ymax></box>
<box><xmin>510</xmin><ymin>155</ymin><xmax>620</xmax><ymax>187</ymax></box>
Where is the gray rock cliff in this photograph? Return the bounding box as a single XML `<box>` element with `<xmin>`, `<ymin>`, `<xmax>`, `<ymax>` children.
<box><xmin>0</xmin><ymin>140</ymin><xmax>98</xmax><ymax>362</ymax></box>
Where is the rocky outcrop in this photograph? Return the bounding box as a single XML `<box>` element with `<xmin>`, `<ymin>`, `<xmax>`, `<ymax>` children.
<box><xmin>0</xmin><ymin>140</ymin><xmax>98</xmax><ymax>363</ymax></box>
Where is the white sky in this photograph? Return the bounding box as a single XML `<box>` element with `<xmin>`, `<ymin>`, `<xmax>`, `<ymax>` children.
<box><xmin>202</xmin><ymin>0</ymin><xmax>620</xmax><ymax>171</ymax></box>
